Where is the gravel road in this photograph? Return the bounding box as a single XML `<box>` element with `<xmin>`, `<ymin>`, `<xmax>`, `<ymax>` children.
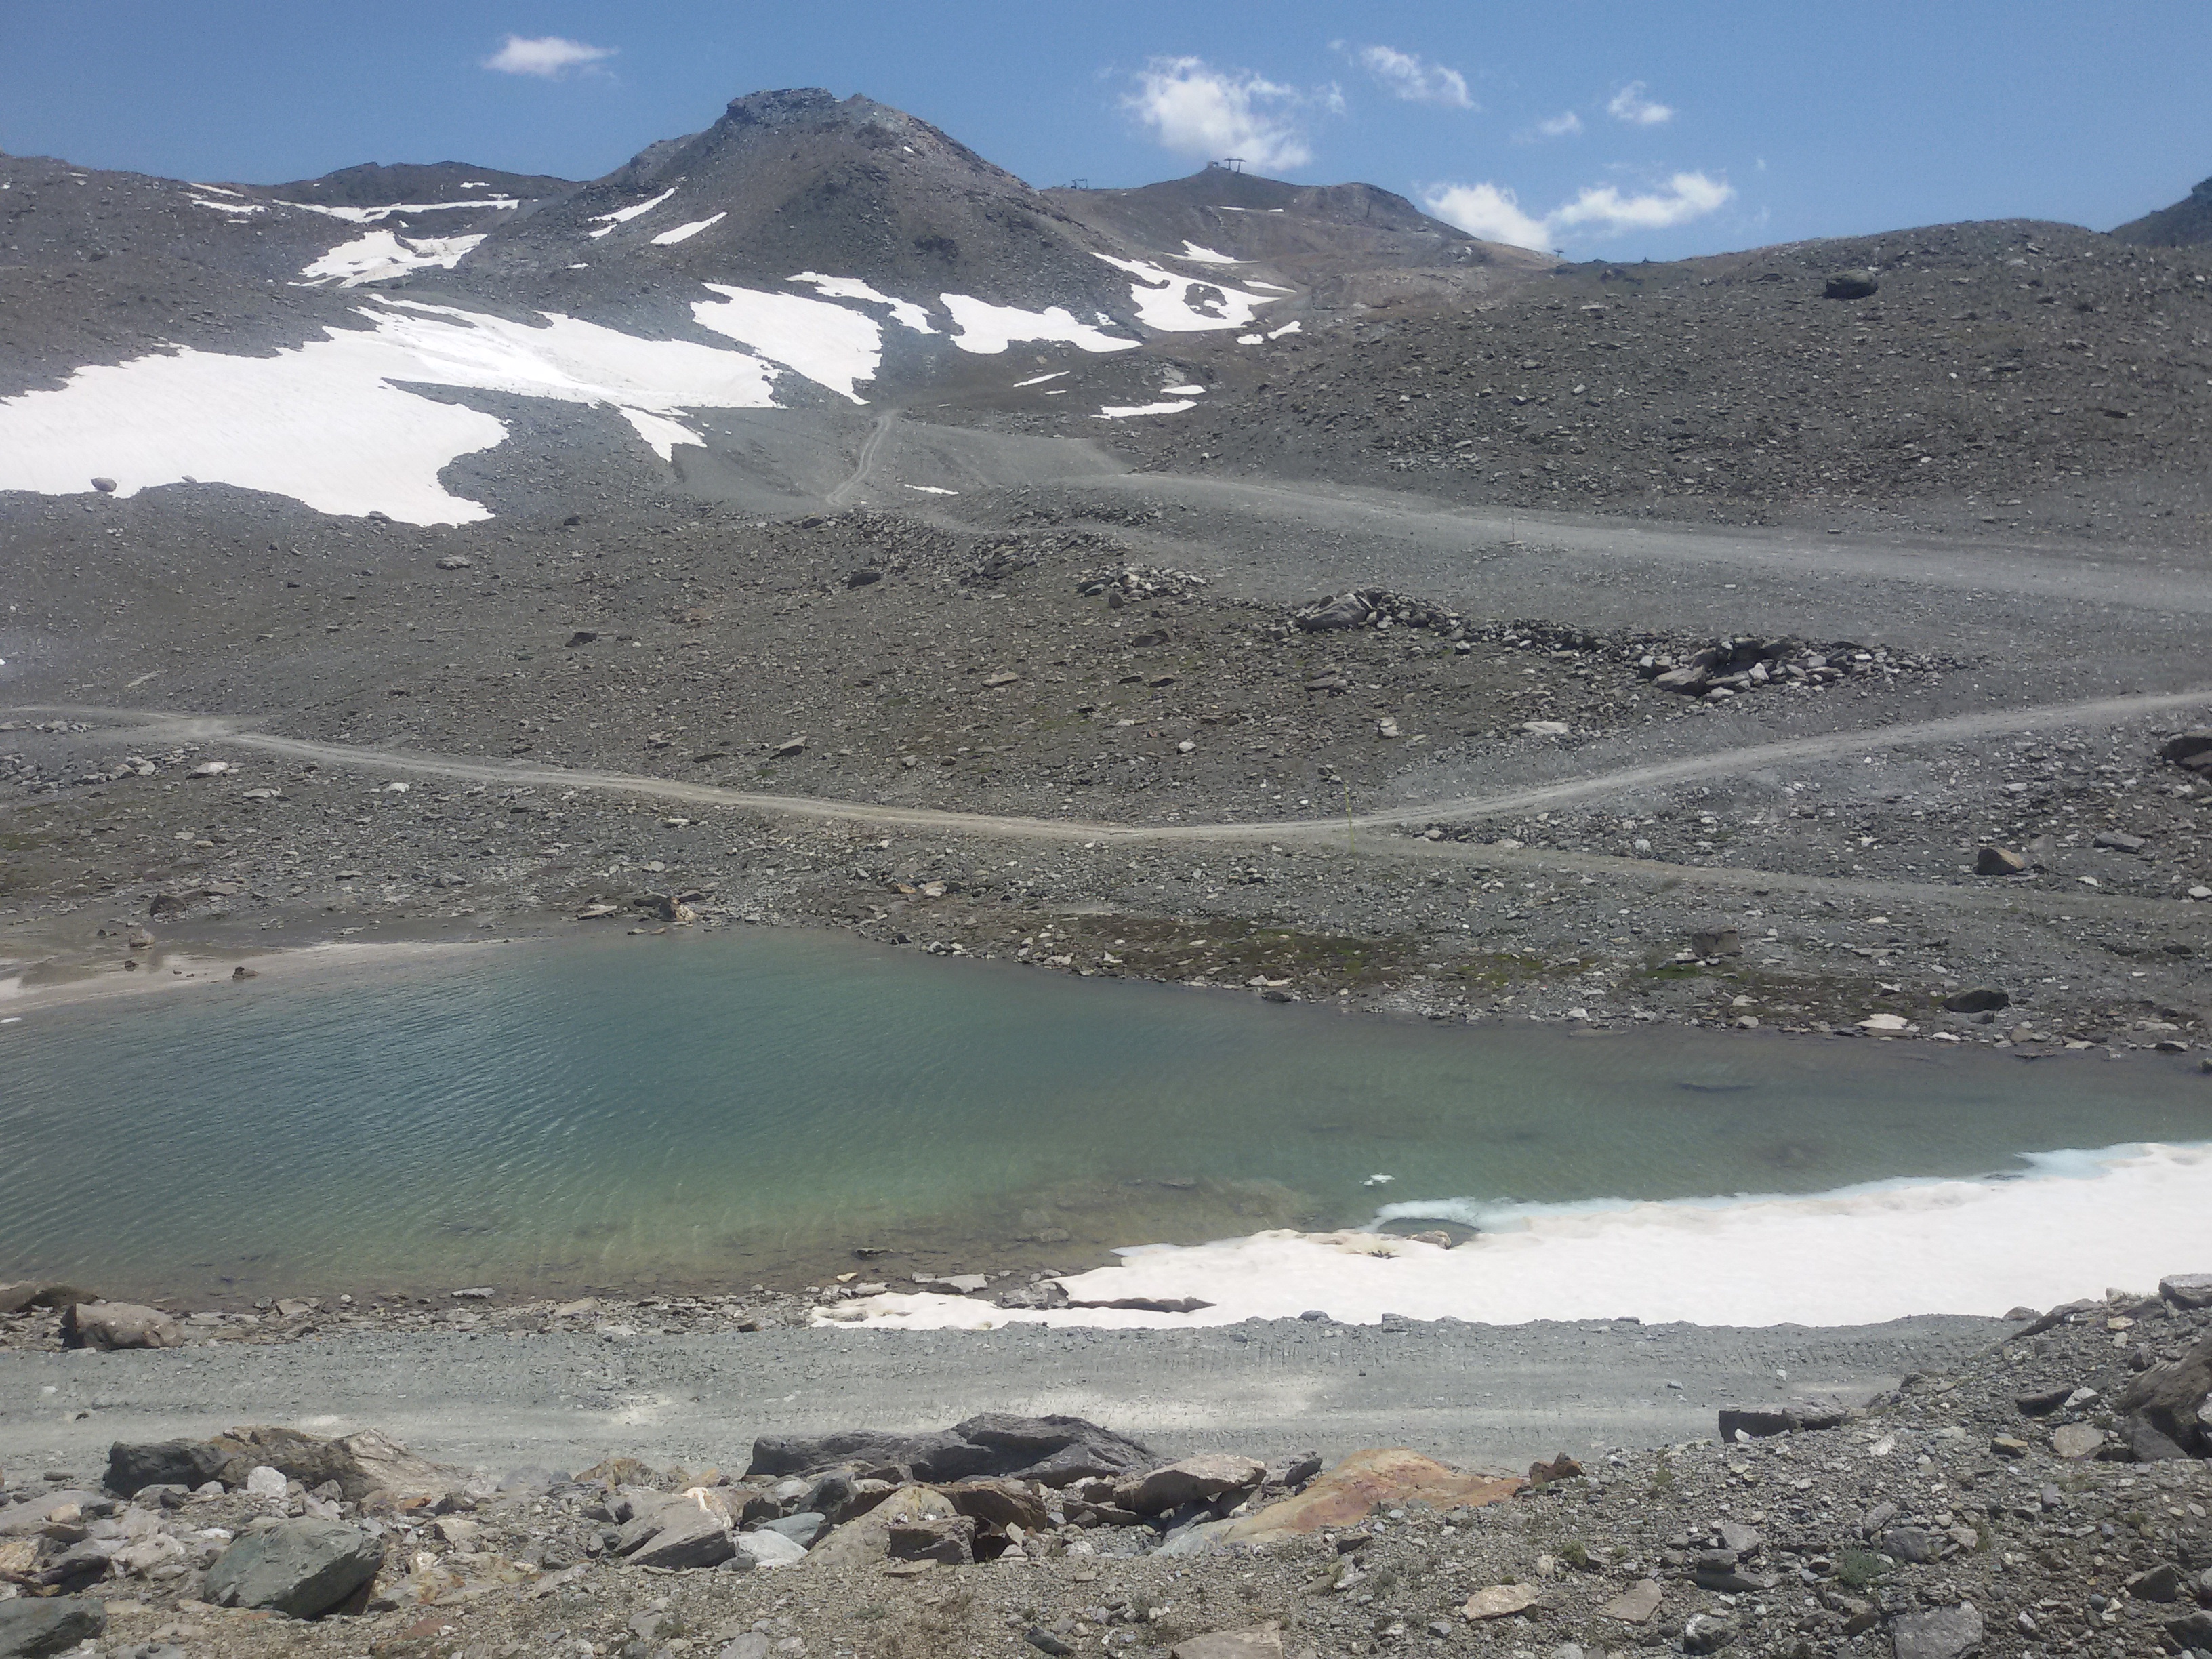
<box><xmin>0</xmin><ymin>1314</ymin><xmax>1999</xmax><ymax>1479</ymax></box>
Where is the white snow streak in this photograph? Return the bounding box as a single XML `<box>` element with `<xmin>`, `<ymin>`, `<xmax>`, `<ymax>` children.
<box><xmin>1176</xmin><ymin>241</ymin><xmax>1240</xmax><ymax>264</ymax></box>
<box><xmin>587</xmin><ymin>188</ymin><xmax>677</xmax><ymax>238</ymax></box>
<box><xmin>651</xmin><ymin>213</ymin><xmax>725</xmax><ymax>246</ymax></box>
<box><xmin>278</xmin><ymin>197</ymin><xmax>518</xmax><ymax>224</ymax></box>
<box><xmin>1096</xmin><ymin>399</ymin><xmax>1197</xmax><ymax>419</ymax></box>
<box><xmin>787</xmin><ymin>274</ymin><xmax>936</xmax><ymax>334</ymax></box>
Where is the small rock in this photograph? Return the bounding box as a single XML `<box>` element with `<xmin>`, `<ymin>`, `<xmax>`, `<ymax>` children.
<box><xmin>2051</xmin><ymin>1422</ymin><xmax>2106</xmax><ymax>1459</ymax></box>
<box><xmin>1170</xmin><ymin>1629</ymin><xmax>1286</xmax><ymax>1659</ymax></box>
<box><xmin>0</xmin><ymin>1595</ymin><xmax>106</xmax><ymax>1656</ymax></box>
<box><xmin>89</xmin><ymin>476</ymin><xmax>117</xmax><ymax>493</ymax></box>
<box><xmin>1462</xmin><ymin>1584</ymin><xmax>1542</xmax><ymax>1620</ymax></box>
<box><xmin>1683</xmin><ymin>1612</ymin><xmax>1736</xmax><ymax>1654</ymax></box>
<box><xmin>731</xmin><ymin>1528</ymin><xmax>808</xmax><ymax>1570</ymax></box>
<box><xmin>1824</xmin><ymin>273</ymin><xmax>1879</xmax><ymax>300</ymax></box>
<box><xmin>1598</xmin><ymin>1580</ymin><xmax>1662</xmax><ymax>1623</ymax></box>
<box><xmin>245</xmin><ymin>1465</ymin><xmax>289</xmax><ymax>1500</ymax></box>
<box><xmin>1889</xmin><ymin>1604</ymin><xmax>1984</xmax><ymax>1659</ymax></box>
<box><xmin>566</xmin><ymin>630</ymin><xmax>599</xmax><ymax>647</ymax></box>
<box><xmin>1690</xmin><ymin>926</ymin><xmax>1742</xmax><ymax>958</ymax></box>
<box><xmin>435</xmin><ymin>554</ymin><xmax>472</xmax><ymax>570</ymax></box>
<box><xmin>1975</xmin><ymin>846</ymin><xmax>2028</xmax><ymax>876</ymax></box>
<box><xmin>2093</xmin><ymin>831</ymin><xmax>2147</xmax><ymax>853</ymax></box>
<box><xmin>2127</xmin><ymin>1563</ymin><xmax>2184</xmax><ymax>1603</ymax></box>
<box><xmin>1944</xmin><ymin>987</ymin><xmax>2009</xmax><ymax>1014</ymax></box>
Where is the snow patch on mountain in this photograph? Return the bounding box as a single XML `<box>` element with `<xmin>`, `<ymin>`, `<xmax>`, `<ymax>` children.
<box><xmin>1092</xmin><ymin>254</ymin><xmax>1278</xmax><ymax>333</ymax></box>
<box><xmin>298</xmin><ymin>230</ymin><xmax>487</xmax><ymax>287</ymax></box>
<box><xmin>787</xmin><ymin>274</ymin><xmax>937</xmax><ymax>334</ymax></box>
<box><xmin>587</xmin><ymin>187</ymin><xmax>678</xmax><ymax>239</ymax></box>
<box><xmin>651</xmin><ymin>213</ymin><xmax>726</xmax><ymax>246</ymax></box>
<box><xmin>0</xmin><ymin>300</ymin><xmax>783</xmax><ymax>523</ymax></box>
<box><xmin>940</xmin><ymin>295</ymin><xmax>1138</xmax><ymax>355</ymax></box>
<box><xmin>692</xmin><ymin>285</ymin><xmax>889</xmax><ymax>403</ymax></box>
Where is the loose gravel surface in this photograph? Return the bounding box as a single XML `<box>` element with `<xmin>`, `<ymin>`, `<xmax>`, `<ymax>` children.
<box><xmin>0</xmin><ymin>1284</ymin><xmax>2205</xmax><ymax>1659</ymax></box>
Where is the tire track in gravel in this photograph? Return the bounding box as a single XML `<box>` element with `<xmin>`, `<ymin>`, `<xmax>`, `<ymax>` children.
<box><xmin>18</xmin><ymin>686</ymin><xmax>2212</xmax><ymax>849</ymax></box>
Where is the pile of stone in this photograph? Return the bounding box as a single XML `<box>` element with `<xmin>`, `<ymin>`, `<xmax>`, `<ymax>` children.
<box><xmin>1288</xmin><ymin>588</ymin><xmax>1461</xmax><ymax>636</ymax></box>
<box><xmin>1075</xmin><ymin>564</ymin><xmax>1210</xmax><ymax>603</ymax></box>
<box><xmin>1638</xmin><ymin>635</ymin><xmax>1876</xmax><ymax>699</ymax></box>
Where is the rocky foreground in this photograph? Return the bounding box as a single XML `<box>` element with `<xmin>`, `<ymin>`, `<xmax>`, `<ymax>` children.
<box><xmin>1</xmin><ymin>1277</ymin><xmax>2209</xmax><ymax>1659</ymax></box>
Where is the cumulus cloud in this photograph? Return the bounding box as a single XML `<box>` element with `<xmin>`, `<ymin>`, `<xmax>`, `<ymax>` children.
<box><xmin>1421</xmin><ymin>183</ymin><xmax>1549</xmax><ymax>249</ymax></box>
<box><xmin>483</xmin><ymin>35</ymin><xmax>616</xmax><ymax>78</ymax></box>
<box><xmin>1533</xmin><ymin>110</ymin><xmax>1583</xmax><ymax>138</ymax></box>
<box><xmin>1345</xmin><ymin>44</ymin><xmax>1474</xmax><ymax>109</ymax></box>
<box><xmin>1422</xmin><ymin>170</ymin><xmax>1733</xmax><ymax>250</ymax></box>
<box><xmin>1123</xmin><ymin>56</ymin><xmax>1328</xmax><ymax>171</ymax></box>
<box><xmin>1605</xmin><ymin>81</ymin><xmax>1674</xmax><ymax>125</ymax></box>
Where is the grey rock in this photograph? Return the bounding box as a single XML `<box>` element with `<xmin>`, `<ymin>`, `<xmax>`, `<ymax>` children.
<box><xmin>1824</xmin><ymin>273</ymin><xmax>1879</xmax><ymax>300</ymax></box>
<box><xmin>1891</xmin><ymin>1604</ymin><xmax>1984</xmax><ymax>1659</ymax></box>
<box><xmin>2127</xmin><ymin>1416</ymin><xmax>2194</xmax><ymax>1461</ymax></box>
<box><xmin>2127</xmin><ymin>1563</ymin><xmax>2184</xmax><ymax>1602</ymax></box>
<box><xmin>748</xmin><ymin>1413</ymin><xmax>1151</xmax><ymax>1488</ymax></box>
<box><xmin>202</xmin><ymin>1517</ymin><xmax>384</xmax><ymax>1618</ymax></box>
<box><xmin>2094</xmin><ymin>830</ymin><xmax>2148</xmax><ymax>853</ymax></box>
<box><xmin>760</xmin><ymin>1510</ymin><xmax>826</xmax><ymax>1548</ymax></box>
<box><xmin>2160</xmin><ymin>1274</ymin><xmax>2212</xmax><ymax>1310</ymax></box>
<box><xmin>731</xmin><ymin>1528</ymin><xmax>807</xmax><ymax>1570</ymax></box>
<box><xmin>1975</xmin><ymin>846</ymin><xmax>2028</xmax><ymax>876</ymax></box>
<box><xmin>1943</xmin><ymin>987</ymin><xmax>2009</xmax><ymax>1014</ymax></box>
<box><xmin>1682</xmin><ymin>1612</ymin><xmax>1737</xmax><ymax>1653</ymax></box>
<box><xmin>2116</xmin><ymin>1332</ymin><xmax>2212</xmax><ymax>1454</ymax></box>
<box><xmin>1125</xmin><ymin>1454</ymin><xmax>1265</xmax><ymax>1516</ymax></box>
<box><xmin>106</xmin><ymin>1437</ymin><xmax>232</xmax><ymax>1496</ymax></box>
<box><xmin>0</xmin><ymin>1596</ymin><xmax>106</xmax><ymax>1658</ymax></box>
<box><xmin>720</xmin><ymin>1637</ymin><xmax>771</xmax><ymax>1659</ymax></box>
<box><xmin>1883</xmin><ymin>1525</ymin><xmax>1944</xmax><ymax>1564</ymax></box>
<box><xmin>619</xmin><ymin>1492</ymin><xmax>737</xmax><ymax>1570</ymax></box>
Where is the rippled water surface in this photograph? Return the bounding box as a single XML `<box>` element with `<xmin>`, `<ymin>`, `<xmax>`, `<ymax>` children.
<box><xmin>5</xmin><ymin>928</ymin><xmax>2209</xmax><ymax>1300</ymax></box>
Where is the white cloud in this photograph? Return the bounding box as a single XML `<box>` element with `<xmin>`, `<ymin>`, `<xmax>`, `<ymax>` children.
<box><xmin>1123</xmin><ymin>56</ymin><xmax>1322</xmax><ymax>171</ymax></box>
<box><xmin>1606</xmin><ymin>81</ymin><xmax>1674</xmax><ymax>125</ymax></box>
<box><xmin>483</xmin><ymin>35</ymin><xmax>616</xmax><ymax>79</ymax></box>
<box><xmin>1422</xmin><ymin>170</ymin><xmax>1733</xmax><ymax>250</ymax></box>
<box><xmin>1347</xmin><ymin>44</ymin><xmax>1474</xmax><ymax>109</ymax></box>
<box><xmin>1534</xmin><ymin>110</ymin><xmax>1583</xmax><ymax>138</ymax></box>
<box><xmin>1421</xmin><ymin>182</ymin><xmax>1549</xmax><ymax>250</ymax></box>
<box><xmin>1549</xmin><ymin>171</ymin><xmax>1732</xmax><ymax>232</ymax></box>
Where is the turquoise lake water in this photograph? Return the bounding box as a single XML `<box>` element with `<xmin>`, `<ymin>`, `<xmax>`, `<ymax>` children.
<box><xmin>4</xmin><ymin>928</ymin><xmax>2209</xmax><ymax>1302</ymax></box>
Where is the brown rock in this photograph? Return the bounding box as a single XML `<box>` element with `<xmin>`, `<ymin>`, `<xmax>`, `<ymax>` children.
<box><xmin>59</xmin><ymin>1302</ymin><xmax>184</xmax><ymax>1351</ymax></box>
<box><xmin>1221</xmin><ymin>1449</ymin><xmax>1521</xmax><ymax>1542</ymax></box>
<box><xmin>808</xmin><ymin>1485</ymin><xmax>955</xmax><ymax>1570</ymax></box>
<box><xmin>1172</xmin><ymin>1627</ymin><xmax>1300</xmax><ymax>1659</ymax></box>
<box><xmin>1600</xmin><ymin>1580</ymin><xmax>1664</xmax><ymax>1623</ymax></box>
<box><xmin>887</xmin><ymin>1514</ymin><xmax>975</xmax><ymax>1565</ymax></box>
<box><xmin>1462</xmin><ymin>1584</ymin><xmax>1542</xmax><ymax>1620</ymax></box>
<box><xmin>944</xmin><ymin>1478</ymin><xmax>1051</xmax><ymax>1532</ymax></box>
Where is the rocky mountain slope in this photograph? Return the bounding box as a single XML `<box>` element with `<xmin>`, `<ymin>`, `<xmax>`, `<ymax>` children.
<box><xmin>2114</xmin><ymin>176</ymin><xmax>2212</xmax><ymax>247</ymax></box>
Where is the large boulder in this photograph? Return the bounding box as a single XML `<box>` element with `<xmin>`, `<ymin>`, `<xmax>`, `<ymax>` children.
<box><xmin>0</xmin><ymin>1596</ymin><xmax>106</xmax><ymax>1658</ymax></box>
<box><xmin>943</xmin><ymin>1478</ymin><xmax>1052</xmax><ymax>1532</ymax></box>
<box><xmin>807</xmin><ymin>1485</ymin><xmax>956</xmax><ymax>1570</ymax></box>
<box><xmin>2158</xmin><ymin>731</ymin><xmax>2212</xmax><ymax>768</ymax></box>
<box><xmin>747</xmin><ymin>1414</ymin><xmax>1151</xmax><ymax>1489</ymax></box>
<box><xmin>1121</xmin><ymin>1454</ymin><xmax>1265</xmax><ymax>1517</ymax></box>
<box><xmin>106</xmin><ymin>1425</ymin><xmax>458</xmax><ymax>1503</ymax></box>
<box><xmin>106</xmin><ymin>1437</ymin><xmax>233</xmax><ymax>1496</ymax></box>
<box><xmin>2116</xmin><ymin>1332</ymin><xmax>2212</xmax><ymax>1455</ymax></box>
<box><xmin>202</xmin><ymin>1518</ymin><xmax>385</xmax><ymax>1618</ymax></box>
<box><xmin>1222</xmin><ymin>1450</ymin><xmax>1521</xmax><ymax>1543</ymax></box>
<box><xmin>60</xmin><ymin>1302</ymin><xmax>184</xmax><ymax>1351</ymax></box>
<box><xmin>615</xmin><ymin>1488</ymin><xmax>737</xmax><ymax>1570</ymax></box>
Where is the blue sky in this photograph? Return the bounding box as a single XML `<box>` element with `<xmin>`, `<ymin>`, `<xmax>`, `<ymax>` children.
<box><xmin>4</xmin><ymin>2</ymin><xmax>2208</xmax><ymax>260</ymax></box>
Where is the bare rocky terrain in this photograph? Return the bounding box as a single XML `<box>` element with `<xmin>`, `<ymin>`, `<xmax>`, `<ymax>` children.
<box><xmin>5</xmin><ymin>88</ymin><xmax>2212</xmax><ymax>1656</ymax></box>
<box><xmin>0</xmin><ymin>1278</ymin><xmax>2207</xmax><ymax>1659</ymax></box>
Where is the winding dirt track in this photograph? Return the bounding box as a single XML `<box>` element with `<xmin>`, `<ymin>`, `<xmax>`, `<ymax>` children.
<box><xmin>827</xmin><ymin>410</ymin><xmax>899</xmax><ymax>507</ymax></box>
<box><xmin>16</xmin><ymin>686</ymin><xmax>2212</xmax><ymax>848</ymax></box>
